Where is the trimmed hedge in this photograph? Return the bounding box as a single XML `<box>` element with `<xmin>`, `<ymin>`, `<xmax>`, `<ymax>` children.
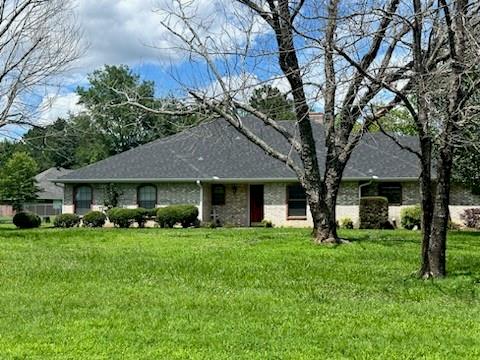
<box><xmin>460</xmin><ymin>208</ymin><xmax>480</xmax><ymax>229</ymax></box>
<box><xmin>132</xmin><ymin>208</ymin><xmax>152</xmax><ymax>228</ymax></box>
<box><xmin>156</xmin><ymin>205</ymin><xmax>199</xmax><ymax>228</ymax></box>
<box><xmin>13</xmin><ymin>211</ymin><xmax>41</xmax><ymax>229</ymax></box>
<box><xmin>106</xmin><ymin>207</ymin><xmax>156</xmax><ymax>228</ymax></box>
<box><xmin>400</xmin><ymin>205</ymin><xmax>422</xmax><ymax>230</ymax></box>
<box><xmin>82</xmin><ymin>211</ymin><xmax>107</xmax><ymax>228</ymax></box>
<box><xmin>107</xmin><ymin>208</ymin><xmax>134</xmax><ymax>228</ymax></box>
<box><xmin>359</xmin><ymin>196</ymin><xmax>389</xmax><ymax>229</ymax></box>
<box><xmin>54</xmin><ymin>213</ymin><xmax>80</xmax><ymax>228</ymax></box>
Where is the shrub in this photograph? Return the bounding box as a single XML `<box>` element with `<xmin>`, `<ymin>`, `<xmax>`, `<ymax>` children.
<box><xmin>132</xmin><ymin>208</ymin><xmax>149</xmax><ymax>228</ymax></box>
<box><xmin>13</xmin><ymin>211</ymin><xmax>41</xmax><ymax>229</ymax></box>
<box><xmin>156</xmin><ymin>205</ymin><xmax>199</xmax><ymax>228</ymax></box>
<box><xmin>460</xmin><ymin>208</ymin><xmax>480</xmax><ymax>229</ymax></box>
<box><xmin>400</xmin><ymin>205</ymin><xmax>422</xmax><ymax>230</ymax></box>
<box><xmin>261</xmin><ymin>219</ymin><xmax>273</xmax><ymax>228</ymax></box>
<box><xmin>359</xmin><ymin>197</ymin><xmax>389</xmax><ymax>229</ymax></box>
<box><xmin>54</xmin><ymin>213</ymin><xmax>80</xmax><ymax>228</ymax></box>
<box><xmin>107</xmin><ymin>207</ymin><xmax>134</xmax><ymax>228</ymax></box>
<box><xmin>82</xmin><ymin>211</ymin><xmax>107</xmax><ymax>228</ymax></box>
<box><xmin>340</xmin><ymin>217</ymin><xmax>354</xmax><ymax>229</ymax></box>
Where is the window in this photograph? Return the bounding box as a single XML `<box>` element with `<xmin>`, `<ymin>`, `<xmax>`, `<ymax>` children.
<box><xmin>212</xmin><ymin>184</ymin><xmax>225</xmax><ymax>205</ymax></box>
<box><xmin>360</xmin><ymin>182</ymin><xmax>376</xmax><ymax>197</ymax></box>
<box><xmin>138</xmin><ymin>185</ymin><xmax>157</xmax><ymax>209</ymax></box>
<box><xmin>378</xmin><ymin>182</ymin><xmax>402</xmax><ymax>205</ymax></box>
<box><xmin>287</xmin><ymin>184</ymin><xmax>307</xmax><ymax>218</ymax></box>
<box><xmin>75</xmin><ymin>186</ymin><xmax>92</xmax><ymax>215</ymax></box>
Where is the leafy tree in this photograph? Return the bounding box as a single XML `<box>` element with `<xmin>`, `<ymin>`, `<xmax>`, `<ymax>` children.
<box><xmin>0</xmin><ymin>140</ymin><xmax>22</xmax><ymax>168</ymax></box>
<box><xmin>16</xmin><ymin>65</ymin><xmax>199</xmax><ymax>172</ymax></box>
<box><xmin>21</xmin><ymin>115</ymin><xmax>108</xmax><ymax>171</ymax></box>
<box><xmin>249</xmin><ymin>85</ymin><xmax>295</xmax><ymax>121</ymax></box>
<box><xmin>77</xmin><ymin>65</ymin><xmax>173</xmax><ymax>155</ymax></box>
<box><xmin>452</xmin><ymin>121</ymin><xmax>480</xmax><ymax>195</ymax></box>
<box><xmin>0</xmin><ymin>152</ymin><xmax>39</xmax><ymax>211</ymax></box>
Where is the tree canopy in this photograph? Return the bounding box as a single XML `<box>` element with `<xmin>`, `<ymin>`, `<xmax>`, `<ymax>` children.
<box><xmin>0</xmin><ymin>152</ymin><xmax>39</xmax><ymax>211</ymax></box>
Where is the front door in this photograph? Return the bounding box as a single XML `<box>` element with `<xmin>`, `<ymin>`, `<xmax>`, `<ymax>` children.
<box><xmin>250</xmin><ymin>185</ymin><xmax>264</xmax><ymax>224</ymax></box>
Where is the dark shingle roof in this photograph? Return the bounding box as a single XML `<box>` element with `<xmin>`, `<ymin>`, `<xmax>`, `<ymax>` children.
<box><xmin>56</xmin><ymin>118</ymin><xmax>420</xmax><ymax>182</ymax></box>
<box><xmin>36</xmin><ymin>167</ymin><xmax>72</xmax><ymax>199</ymax></box>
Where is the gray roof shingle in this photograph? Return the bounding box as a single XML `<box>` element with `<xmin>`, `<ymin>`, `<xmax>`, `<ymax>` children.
<box><xmin>36</xmin><ymin>167</ymin><xmax>72</xmax><ymax>199</ymax></box>
<box><xmin>56</xmin><ymin>117</ymin><xmax>420</xmax><ymax>183</ymax></box>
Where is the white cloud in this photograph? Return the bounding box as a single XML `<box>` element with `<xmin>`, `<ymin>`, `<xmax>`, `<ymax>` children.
<box><xmin>72</xmin><ymin>0</ymin><xmax>255</xmax><ymax>73</ymax></box>
<box><xmin>37</xmin><ymin>93</ymin><xmax>84</xmax><ymax>125</ymax></box>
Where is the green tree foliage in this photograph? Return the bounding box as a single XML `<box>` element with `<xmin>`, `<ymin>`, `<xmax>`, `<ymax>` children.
<box><xmin>14</xmin><ymin>65</ymin><xmax>199</xmax><ymax>172</ymax></box>
<box><xmin>369</xmin><ymin>108</ymin><xmax>417</xmax><ymax>135</ymax></box>
<box><xmin>20</xmin><ymin>115</ymin><xmax>108</xmax><ymax>170</ymax></box>
<box><xmin>0</xmin><ymin>140</ymin><xmax>21</xmax><ymax>168</ymax></box>
<box><xmin>0</xmin><ymin>152</ymin><xmax>39</xmax><ymax>211</ymax></box>
<box><xmin>77</xmin><ymin>65</ymin><xmax>181</xmax><ymax>155</ymax></box>
<box><xmin>452</xmin><ymin>121</ymin><xmax>480</xmax><ymax>194</ymax></box>
<box><xmin>249</xmin><ymin>85</ymin><xmax>295</xmax><ymax>120</ymax></box>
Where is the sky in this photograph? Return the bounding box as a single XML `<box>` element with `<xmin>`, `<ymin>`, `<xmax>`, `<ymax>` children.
<box><xmin>9</xmin><ymin>0</ymin><xmax>404</xmax><ymax>137</ymax></box>
<box><xmin>41</xmin><ymin>0</ymin><xmax>190</xmax><ymax>124</ymax></box>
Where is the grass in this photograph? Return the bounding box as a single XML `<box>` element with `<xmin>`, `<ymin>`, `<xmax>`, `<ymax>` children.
<box><xmin>0</xmin><ymin>227</ymin><xmax>480</xmax><ymax>359</ymax></box>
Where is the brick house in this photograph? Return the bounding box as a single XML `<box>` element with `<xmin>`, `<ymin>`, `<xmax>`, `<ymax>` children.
<box><xmin>54</xmin><ymin>118</ymin><xmax>480</xmax><ymax>226</ymax></box>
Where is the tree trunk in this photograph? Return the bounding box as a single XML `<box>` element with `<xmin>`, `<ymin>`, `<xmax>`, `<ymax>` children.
<box><xmin>308</xmin><ymin>168</ymin><xmax>344</xmax><ymax>244</ymax></box>
<box><xmin>418</xmin><ymin>138</ymin><xmax>434</xmax><ymax>277</ymax></box>
<box><xmin>311</xmin><ymin>201</ymin><xmax>339</xmax><ymax>244</ymax></box>
<box><xmin>428</xmin><ymin>145</ymin><xmax>453</xmax><ymax>277</ymax></box>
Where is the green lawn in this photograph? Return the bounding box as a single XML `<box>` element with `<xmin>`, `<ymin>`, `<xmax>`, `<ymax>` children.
<box><xmin>1</xmin><ymin>227</ymin><xmax>480</xmax><ymax>359</ymax></box>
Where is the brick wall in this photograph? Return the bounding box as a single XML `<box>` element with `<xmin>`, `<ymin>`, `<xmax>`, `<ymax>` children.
<box><xmin>61</xmin><ymin>181</ymin><xmax>480</xmax><ymax>226</ymax></box>
<box><xmin>209</xmin><ymin>184</ymin><xmax>249</xmax><ymax>226</ymax></box>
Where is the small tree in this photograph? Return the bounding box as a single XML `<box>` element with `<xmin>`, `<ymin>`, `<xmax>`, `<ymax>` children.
<box><xmin>103</xmin><ymin>183</ymin><xmax>123</xmax><ymax>209</ymax></box>
<box><xmin>0</xmin><ymin>152</ymin><xmax>39</xmax><ymax>211</ymax></box>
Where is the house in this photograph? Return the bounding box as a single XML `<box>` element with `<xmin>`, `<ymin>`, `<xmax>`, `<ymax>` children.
<box><xmin>54</xmin><ymin>118</ymin><xmax>480</xmax><ymax>226</ymax></box>
<box><xmin>23</xmin><ymin>167</ymin><xmax>72</xmax><ymax>217</ymax></box>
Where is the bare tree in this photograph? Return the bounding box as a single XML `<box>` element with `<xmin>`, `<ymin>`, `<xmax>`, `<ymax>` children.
<box><xmin>0</xmin><ymin>0</ymin><xmax>82</xmax><ymax>131</ymax></box>
<box><xmin>124</xmin><ymin>0</ymin><xmax>412</xmax><ymax>243</ymax></box>
<box><xmin>420</xmin><ymin>0</ymin><xmax>479</xmax><ymax>277</ymax></box>
<box><xmin>373</xmin><ymin>0</ymin><xmax>479</xmax><ymax>277</ymax></box>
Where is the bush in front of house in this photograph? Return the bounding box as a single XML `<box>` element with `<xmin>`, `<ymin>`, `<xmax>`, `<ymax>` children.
<box><xmin>13</xmin><ymin>211</ymin><xmax>41</xmax><ymax>229</ymax></box>
<box><xmin>132</xmin><ymin>208</ymin><xmax>152</xmax><ymax>228</ymax></box>
<box><xmin>460</xmin><ymin>208</ymin><xmax>480</xmax><ymax>229</ymax></box>
<box><xmin>359</xmin><ymin>196</ymin><xmax>389</xmax><ymax>229</ymax></box>
<box><xmin>156</xmin><ymin>205</ymin><xmax>199</xmax><ymax>228</ymax></box>
<box><xmin>400</xmin><ymin>205</ymin><xmax>422</xmax><ymax>230</ymax></box>
<box><xmin>261</xmin><ymin>219</ymin><xmax>273</xmax><ymax>228</ymax></box>
<box><xmin>107</xmin><ymin>207</ymin><xmax>158</xmax><ymax>228</ymax></box>
<box><xmin>54</xmin><ymin>213</ymin><xmax>80</xmax><ymax>228</ymax></box>
<box><xmin>340</xmin><ymin>217</ymin><xmax>354</xmax><ymax>229</ymax></box>
<box><xmin>107</xmin><ymin>207</ymin><xmax>134</xmax><ymax>228</ymax></box>
<box><xmin>82</xmin><ymin>211</ymin><xmax>107</xmax><ymax>228</ymax></box>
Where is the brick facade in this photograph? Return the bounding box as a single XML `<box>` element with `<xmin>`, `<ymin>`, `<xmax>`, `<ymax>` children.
<box><xmin>63</xmin><ymin>180</ymin><xmax>480</xmax><ymax>226</ymax></box>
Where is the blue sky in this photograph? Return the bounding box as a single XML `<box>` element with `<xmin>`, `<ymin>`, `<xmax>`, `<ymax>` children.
<box><xmin>3</xmin><ymin>0</ymin><xmax>404</xmax><ymax>139</ymax></box>
<box><xmin>29</xmin><ymin>0</ymin><xmax>266</xmax><ymax>127</ymax></box>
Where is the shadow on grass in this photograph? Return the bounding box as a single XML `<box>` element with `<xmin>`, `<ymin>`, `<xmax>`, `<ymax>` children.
<box><xmin>342</xmin><ymin>230</ymin><xmax>421</xmax><ymax>246</ymax></box>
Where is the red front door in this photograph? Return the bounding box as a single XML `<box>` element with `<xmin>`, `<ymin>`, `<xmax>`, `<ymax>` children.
<box><xmin>250</xmin><ymin>185</ymin><xmax>264</xmax><ymax>224</ymax></box>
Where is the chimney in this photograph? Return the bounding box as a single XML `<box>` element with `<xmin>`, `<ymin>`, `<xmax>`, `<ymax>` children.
<box><xmin>309</xmin><ymin>112</ymin><xmax>324</xmax><ymax>124</ymax></box>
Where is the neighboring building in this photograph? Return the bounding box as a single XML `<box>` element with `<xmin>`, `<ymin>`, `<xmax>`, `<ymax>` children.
<box><xmin>23</xmin><ymin>167</ymin><xmax>72</xmax><ymax>217</ymax></box>
<box><xmin>54</xmin><ymin>118</ymin><xmax>480</xmax><ymax>226</ymax></box>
